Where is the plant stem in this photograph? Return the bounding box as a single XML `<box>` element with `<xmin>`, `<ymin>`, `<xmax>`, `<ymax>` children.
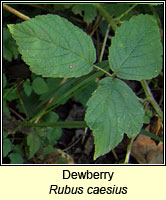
<box><xmin>34</xmin><ymin>97</ymin><xmax>55</xmax><ymax>124</ymax></box>
<box><xmin>140</xmin><ymin>80</ymin><xmax>163</xmax><ymax>121</ymax></box>
<box><xmin>3</xmin><ymin>4</ymin><xmax>30</xmax><ymax>21</ymax></box>
<box><xmin>140</xmin><ymin>129</ymin><xmax>163</xmax><ymax>142</ymax></box>
<box><xmin>93</xmin><ymin>4</ymin><xmax>117</xmax><ymax>31</ymax></box>
<box><xmin>23</xmin><ymin>121</ymin><xmax>87</xmax><ymax>128</ymax></box>
<box><xmin>63</xmin><ymin>137</ymin><xmax>82</xmax><ymax>151</ymax></box>
<box><xmin>112</xmin><ymin>149</ymin><xmax>118</xmax><ymax>161</ymax></box>
<box><xmin>99</xmin><ymin>23</ymin><xmax>111</xmax><ymax>62</ymax></box>
<box><xmin>93</xmin><ymin>64</ymin><xmax>116</xmax><ymax>78</ymax></box>
<box><xmin>115</xmin><ymin>4</ymin><xmax>137</xmax><ymax>21</ymax></box>
<box><xmin>7</xmin><ymin>106</ymin><xmax>25</xmax><ymax>121</ymax></box>
<box><xmin>90</xmin><ymin>15</ymin><xmax>103</xmax><ymax>36</ymax></box>
<box><xmin>149</xmin><ymin>4</ymin><xmax>162</xmax><ymax>28</ymax></box>
<box><xmin>30</xmin><ymin>62</ymin><xmax>110</xmax><ymax>123</ymax></box>
<box><xmin>124</xmin><ymin>138</ymin><xmax>134</xmax><ymax>164</ymax></box>
<box><xmin>17</xmin><ymin>89</ymin><xmax>29</xmax><ymax>119</ymax></box>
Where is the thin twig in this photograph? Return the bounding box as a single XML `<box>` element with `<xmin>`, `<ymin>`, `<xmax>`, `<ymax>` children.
<box><xmin>93</xmin><ymin>64</ymin><xmax>116</xmax><ymax>78</ymax></box>
<box><xmin>99</xmin><ymin>23</ymin><xmax>111</xmax><ymax>62</ymax></box>
<box><xmin>7</xmin><ymin>106</ymin><xmax>25</xmax><ymax>121</ymax></box>
<box><xmin>34</xmin><ymin>97</ymin><xmax>55</xmax><ymax>123</ymax></box>
<box><xmin>81</xmin><ymin>128</ymin><xmax>88</xmax><ymax>144</ymax></box>
<box><xmin>93</xmin><ymin>4</ymin><xmax>117</xmax><ymax>32</ymax></box>
<box><xmin>141</xmin><ymin>80</ymin><xmax>163</xmax><ymax>121</ymax></box>
<box><xmin>17</xmin><ymin>89</ymin><xmax>29</xmax><ymax>119</ymax></box>
<box><xmin>3</xmin><ymin>4</ymin><xmax>30</xmax><ymax>21</ymax></box>
<box><xmin>90</xmin><ymin>16</ymin><xmax>103</xmax><ymax>36</ymax></box>
<box><xmin>115</xmin><ymin>4</ymin><xmax>137</xmax><ymax>21</ymax></box>
<box><xmin>112</xmin><ymin>149</ymin><xmax>118</xmax><ymax>161</ymax></box>
<box><xmin>124</xmin><ymin>138</ymin><xmax>134</xmax><ymax>164</ymax></box>
<box><xmin>63</xmin><ymin>136</ymin><xmax>82</xmax><ymax>152</ymax></box>
<box><xmin>27</xmin><ymin>4</ymin><xmax>48</xmax><ymax>11</ymax></box>
<box><xmin>149</xmin><ymin>4</ymin><xmax>162</xmax><ymax>28</ymax></box>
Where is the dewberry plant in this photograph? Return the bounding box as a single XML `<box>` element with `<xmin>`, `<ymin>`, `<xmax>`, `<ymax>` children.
<box><xmin>4</xmin><ymin>3</ymin><xmax>163</xmax><ymax>161</ymax></box>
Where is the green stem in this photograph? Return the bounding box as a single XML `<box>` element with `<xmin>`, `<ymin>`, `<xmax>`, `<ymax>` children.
<box><xmin>140</xmin><ymin>80</ymin><xmax>163</xmax><ymax>121</ymax></box>
<box><xmin>112</xmin><ymin>149</ymin><xmax>118</xmax><ymax>161</ymax></box>
<box><xmin>99</xmin><ymin>23</ymin><xmax>111</xmax><ymax>62</ymax></box>
<box><xmin>124</xmin><ymin>138</ymin><xmax>134</xmax><ymax>164</ymax></box>
<box><xmin>23</xmin><ymin>121</ymin><xmax>87</xmax><ymax>128</ymax></box>
<box><xmin>115</xmin><ymin>4</ymin><xmax>137</xmax><ymax>21</ymax></box>
<box><xmin>149</xmin><ymin>4</ymin><xmax>162</xmax><ymax>28</ymax></box>
<box><xmin>3</xmin><ymin>4</ymin><xmax>30</xmax><ymax>21</ymax></box>
<box><xmin>140</xmin><ymin>129</ymin><xmax>163</xmax><ymax>142</ymax></box>
<box><xmin>93</xmin><ymin>4</ymin><xmax>117</xmax><ymax>31</ymax></box>
<box><xmin>30</xmin><ymin>62</ymin><xmax>110</xmax><ymax>123</ymax></box>
<box><xmin>93</xmin><ymin>64</ymin><xmax>115</xmax><ymax>78</ymax></box>
<box><xmin>17</xmin><ymin>89</ymin><xmax>29</xmax><ymax>119</ymax></box>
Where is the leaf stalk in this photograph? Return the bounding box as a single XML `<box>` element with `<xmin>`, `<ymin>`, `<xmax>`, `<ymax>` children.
<box><xmin>99</xmin><ymin>23</ymin><xmax>111</xmax><ymax>62</ymax></box>
<box><xmin>93</xmin><ymin>4</ymin><xmax>117</xmax><ymax>31</ymax></box>
<box><xmin>140</xmin><ymin>80</ymin><xmax>163</xmax><ymax>121</ymax></box>
<box><xmin>23</xmin><ymin>121</ymin><xmax>87</xmax><ymax>128</ymax></box>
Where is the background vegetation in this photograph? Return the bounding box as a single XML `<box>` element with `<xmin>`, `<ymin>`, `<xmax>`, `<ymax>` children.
<box><xmin>3</xmin><ymin>3</ymin><xmax>163</xmax><ymax>164</ymax></box>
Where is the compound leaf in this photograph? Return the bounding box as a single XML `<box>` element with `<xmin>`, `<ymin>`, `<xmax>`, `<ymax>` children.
<box><xmin>85</xmin><ymin>77</ymin><xmax>144</xmax><ymax>159</ymax></box>
<box><xmin>109</xmin><ymin>14</ymin><xmax>162</xmax><ymax>80</ymax></box>
<box><xmin>8</xmin><ymin>14</ymin><xmax>96</xmax><ymax>78</ymax></box>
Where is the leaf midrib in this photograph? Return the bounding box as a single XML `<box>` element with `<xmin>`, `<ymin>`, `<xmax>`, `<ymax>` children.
<box><xmin>13</xmin><ymin>21</ymin><xmax>93</xmax><ymax>65</ymax></box>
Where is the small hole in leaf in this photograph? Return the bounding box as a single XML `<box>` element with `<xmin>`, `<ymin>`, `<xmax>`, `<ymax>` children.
<box><xmin>69</xmin><ymin>65</ymin><xmax>73</xmax><ymax>69</ymax></box>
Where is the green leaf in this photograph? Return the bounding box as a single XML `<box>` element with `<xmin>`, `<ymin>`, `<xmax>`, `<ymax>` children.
<box><xmin>23</xmin><ymin>78</ymin><xmax>32</xmax><ymax>96</ymax></box>
<box><xmin>109</xmin><ymin>14</ymin><xmax>162</xmax><ymax>80</ymax></box>
<box><xmin>9</xmin><ymin>153</ymin><xmax>24</xmax><ymax>164</ymax></box>
<box><xmin>8</xmin><ymin>14</ymin><xmax>96</xmax><ymax>78</ymax></box>
<box><xmin>27</xmin><ymin>132</ymin><xmax>41</xmax><ymax>159</ymax></box>
<box><xmin>39</xmin><ymin>78</ymin><xmax>62</xmax><ymax>101</ymax></box>
<box><xmin>13</xmin><ymin>144</ymin><xmax>24</xmax><ymax>155</ymax></box>
<box><xmin>3</xmin><ymin>100</ymin><xmax>10</xmax><ymax>115</ymax></box>
<box><xmin>101</xmin><ymin>3</ymin><xmax>132</xmax><ymax>18</ymax></box>
<box><xmin>85</xmin><ymin>77</ymin><xmax>144</xmax><ymax>159</ymax></box>
<box><xmin>143</xmin><ymin>109</ymin><xmax>153</xmax><ymax>124</ymax></box>
<box><xmin>53</xmin><ymin>4</ymin><xmax>68</xmax><ymax>11</ymax></box>
<box><xmin>3</xmin><ymin>138</ymin><xmax>13</xmax><ymax>157</ymax></box>
<box><xmin>72</xmin><ymin>4</ymin><xmax>97</xmax><ymax>24</ymax></box>
<box><xmin>32</xmin><ymin>77</ymin><xmax>48</xmax><ymax>95</ymax></box>
<box><xmin>74</xmin><ymin>81</ymin><xmax>97</xmax><ymax>106</ymax></box>
<box><xmin>3</xmin><ymin>27</ymin><xmax>19</xmax><ymax>61</ymax></box>
<box><xmin>46</xmin><ymin>128</ymin><xmax>62</xmax><ymax>145</ymax></box>
<box><xmin>41</xmin><ymin>145</ymin><xmax>55</xmax><ymax>156</ymax></box>
<box><xmin>39</xmin><ymin>112</ymin><xmax>62</xmax><ymax>145</ymax></box>
<box><xmin>16</xmin><ymin>91</ymin><xmax>40</xmax><ymax>117</ymax></box>
<box><xmin>3</xmin><ymin>130</ymin><xmax>8</xmax><ymax>139</ymax></box>
<box><xmin>40</xmin><ymin>111</ymin><xmax>59</xmax><ymax>123</ymax></box>
<box><xmin>3</xmin><ymin>88</ymin><xmax>18</xmax><ymax>101</ymax></box>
